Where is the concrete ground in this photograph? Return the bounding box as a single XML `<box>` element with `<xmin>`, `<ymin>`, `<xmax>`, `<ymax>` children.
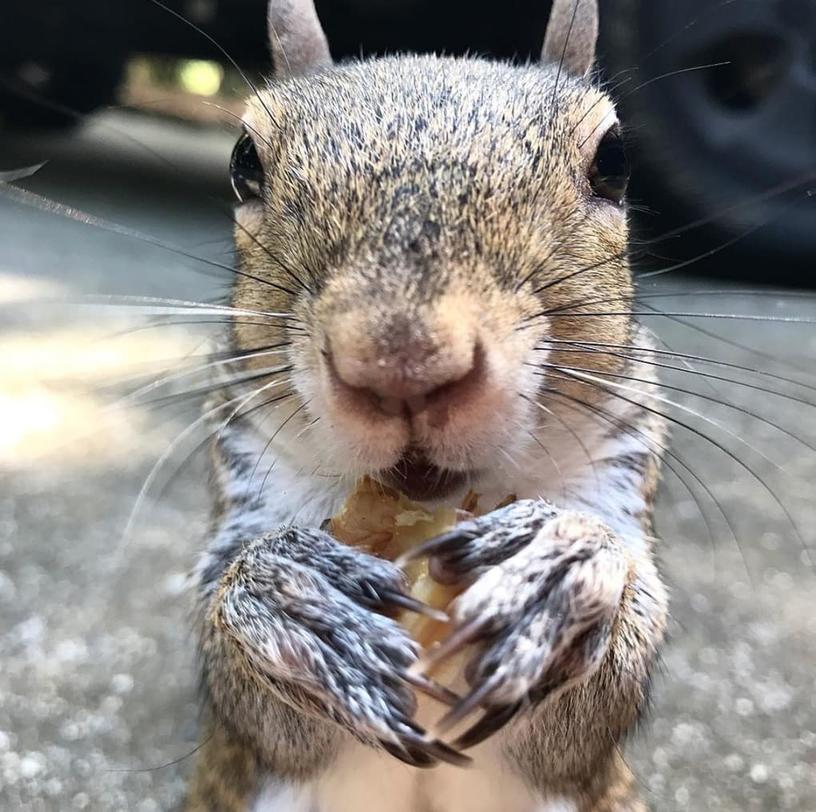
<box><xmin>0</xmin><ymin>112</ymin><xmax>814</xmax><ymax>811</ymax></box>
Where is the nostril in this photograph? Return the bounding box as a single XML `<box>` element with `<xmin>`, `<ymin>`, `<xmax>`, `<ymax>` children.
<box><xmin>326</xmin><ymin>338</ymin><xmax>485</xmax><ymax>417</ymax></box>
<box><xmin>417</xmin><ymin>341</ymin><xmax>485</xmax><ymax>411</ymax></box>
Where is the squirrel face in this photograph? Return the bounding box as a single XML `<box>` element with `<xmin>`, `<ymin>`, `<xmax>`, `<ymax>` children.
<box><xmin>230</xmin><ymin>6</ymin><xmax>632</xmax><ymax>498</ymax></box>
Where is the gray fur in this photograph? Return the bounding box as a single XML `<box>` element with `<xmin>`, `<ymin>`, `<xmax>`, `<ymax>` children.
<box><xmin>184</xmin><ymin>0</ymin><xmax>668</xmax><ymax>807</ymax></box>
<box><xmin>268</xmin><ymin>0</ymin><xmax>332</xmax><ymax>77</ymax></box>
<box><xmin>542</xmin><ymin>0</ymin><xmax>599</xmax><ymax>77</ymax></box>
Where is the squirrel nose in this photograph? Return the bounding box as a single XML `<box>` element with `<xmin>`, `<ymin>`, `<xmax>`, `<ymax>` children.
<box><xmin>328</xmin><ymin>330</ymin><xmax>484</xmax><ymax>416</ymax></box>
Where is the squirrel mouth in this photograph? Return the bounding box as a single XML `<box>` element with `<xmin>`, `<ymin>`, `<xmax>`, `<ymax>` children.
<box><xmin>381</xmin><ymin>451</ymin><xmax>467</xmax><ymax>502</ymax></box>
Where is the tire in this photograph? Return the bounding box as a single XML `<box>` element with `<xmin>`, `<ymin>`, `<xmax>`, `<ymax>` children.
<box><xmin>600</xmin><ymin>0</ymin><xmax>816</xmax><ymax>279</ymax></box>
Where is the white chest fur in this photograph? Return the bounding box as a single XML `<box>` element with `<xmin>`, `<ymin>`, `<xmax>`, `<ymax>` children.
<box><xmin>252</xmin><ymin>751</ymin><xmax>576</xmax><ymax>812</ymax></box>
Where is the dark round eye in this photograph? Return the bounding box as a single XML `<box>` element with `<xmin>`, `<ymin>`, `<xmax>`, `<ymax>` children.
<box><xmin>588</xmin><ymin>125</ymin><xmax>629</xmax><ymax>205</ymax></box>
<box><xmin>230</xmin><ymin>132</ymin><xmax>264</xmax><ymax>203</ymax></box>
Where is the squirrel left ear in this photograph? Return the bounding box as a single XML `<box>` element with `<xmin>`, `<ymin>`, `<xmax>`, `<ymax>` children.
<box><xmin>541</xmin><ymin>0</ymin><xmax>598</xmax><ymax>77</ymax></box>
<box><xmin>268</xmin><ymin>0</ymin><xmax>332</xmax><ymax>78</ymax></box>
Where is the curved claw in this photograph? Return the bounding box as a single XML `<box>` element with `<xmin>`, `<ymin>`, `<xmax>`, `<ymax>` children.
<box><xmin>402</xmin><ymin>670</ymin><xmax>463</xmax><ymax>706</ymax></box>
<box><xmin>381</xmin><ymin>739</ymin><xmax>439</xmax><ymax>769</ymax></box>
<box><xmin>376</xmin><ymin>588</ymin><xmax>449</xmax><ymax>622</ymax></box>
<box><xmin>416</xmin><ymin>616</ymin><xmax>487</xmax><ymax>675</ymax></box>
<box><xmin>452</xmin><ymin>701</ymin><xmax>523</xmax><ymax>750</ymax></box>
<box><xmin>394</xmin><ymin>722</ymin><xmax>473</xmax><ymax>768</ymax></box>
<box><xmin>432</xmin><ymin>674</ymin><xmax>502</xmax><ymax>736</ymax></box>
<box><xmin>423</xmin><ymin>738</ymin><xmax>473</xmax><ymax>768</ymax></box>
<box><xmin>395</xmin><ymin>524</ymin><xmax>479</xmax><ymax>568</ymax></box>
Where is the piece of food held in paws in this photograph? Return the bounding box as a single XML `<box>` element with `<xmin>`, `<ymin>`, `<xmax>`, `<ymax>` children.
<box><xmin>329</xmin><ymin>476</ymin><xmax>515</xmax><ymax>733</ymax></box>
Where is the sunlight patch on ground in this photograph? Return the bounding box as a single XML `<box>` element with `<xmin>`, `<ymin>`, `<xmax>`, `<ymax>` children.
<box><xmin>0</xmin><ymin>272</ymin><xmax>63</xmax><ymax>305</ymax></box>
<box><xmin>0</xmin><ymin>302</ymin><xmax>206</xmax><ymax>469</ymax></box>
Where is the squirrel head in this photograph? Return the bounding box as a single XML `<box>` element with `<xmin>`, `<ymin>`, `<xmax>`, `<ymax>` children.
<box><xmin>230</xmin><ymin>0</ymin><xmax>633</xmax><ymax>498</ymax></box>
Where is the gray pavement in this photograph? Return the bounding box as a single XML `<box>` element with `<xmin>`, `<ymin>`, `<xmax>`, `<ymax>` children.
<box><xmin>0</xmin><ymin>112</ymin><xmax>815</xmax><ymax>811</ymax></box>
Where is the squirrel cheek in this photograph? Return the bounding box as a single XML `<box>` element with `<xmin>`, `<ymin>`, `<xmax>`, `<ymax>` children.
<box><xmin>233</xmin><ymin>202</ymin><xmax>265</xmax><ymax>252</ymax></box>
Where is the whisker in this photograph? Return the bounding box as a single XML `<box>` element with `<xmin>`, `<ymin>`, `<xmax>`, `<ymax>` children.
<box><xmin>540</xmin><ymin>363</ymin><xmax>783</xmax><ymax>472</ymax></box>
<box><xmin>523</xmin><ymin>428</ymin><xmax>567</xmax><ymax>494</ymax></box>
<box><xmin>139</xmin><ymin>366</ymin><xmax>294</xmax><ymax>408</ymax></box>
<box><xmin>217</xmin><ymin>381</ymin><xmax>298</xmax><ymax>442</ymax></box>
<box><xmin>121</xmin><ymin>347</ymin><xmax>293</xmax><ymax>406</ymax></box>
<box><xmin>548</xmin><ymin>310</ymin><xmax>816</xmax><ymax>325</ymax></box>
<box><xmin>641</xmin><ymin>306</ymin><xmax>816</xmax><ymax>380</ymax></box>
<box><xmin>535</xmin><ymin>341</ymin><xmax>816</xmax><ymax>413</ymax></box>
<box><xmin>539</xmin><ymin>385</ymin><xmax>725</xmax><ymax>567</ymax></box>
<box><xmin>0</xmin><ymin>183</ymin><xmax>303</xmax><ymax>301</ymax></box>
<box><xmin>100</xmin><ymin>319</ymin><xmax>304</xmax><ymax>338</ymax></box>
<box><xmin>578</xmin><ymin>61</ymin><xmax>732</xmax><ymax>149</ymax></box>
<box><xmin>0</xmin><ymin>81</ymin><xmax>319</xmax><ymax>299</ymax></box>
<box><xmin>118</xmin><ymin>387</ymin><xmax>273</xmax><ymax>552</ymax></box>
<box><xmin>526</xmin><ymin>174</ymin><xmax>815</xmax><ymax>302</ymax></box>
<box><xmin>519</xmin><ymin>391</ymin><xmax>598</xmax><ymax>476</ymax></box>
<box><xmin>541</xmin><ymin>360</ymin><xmax>816</xmax><ymax>460</ymax></box>
<box><xmin>497</xmin><ymin>445</ymin><xmax>524</xmax><ymax>476</ymax></box>
<box><xmin>548</xmin><ymin>368</ymin><xmax>813</xmax><ymax>567</ymax></box>
<box><xmin>574</xmin><ymin>1</ymin><xmax>742</xmax><ymax>135</ymax></box>
<box><xmin>66</xmin><ymin>294</ymin><xmax>294</xmax><ymax>321</ymax></box>
<box><xmin>534</xmin><ymin>338</ymin><xmax>816</xmax><ymax>394</ymax></box>
<box><xmin>146</xmin><ymin>0</ymin><xmax>279</xmax><ymax>129</ymax></box>
<box><xmin>540</xmin><ymin>287</ymin><xmax>816</xmax><ymax>320</ymax></box>
<box><xmin>254</xmin><ymin>400</ymin><xmax>312</xmax><ymax>498</ymax></box>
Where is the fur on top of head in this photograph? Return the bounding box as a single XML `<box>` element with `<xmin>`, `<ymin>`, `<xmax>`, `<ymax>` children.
<box><xmin>229</xmin><ymin>0</ymin><xmax>633</xmax><ymax>498</ymax></box>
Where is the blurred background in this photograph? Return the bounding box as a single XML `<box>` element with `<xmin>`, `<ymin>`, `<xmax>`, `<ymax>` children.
<box><xmin>1</xmin><ymin>0</ymin><xmax>814</xmax><ymax>273</ymax></box>
<box><xmin>0</xmin><ymin>1</ymin><xmax>814</xmax><ymax>810</ymax></box>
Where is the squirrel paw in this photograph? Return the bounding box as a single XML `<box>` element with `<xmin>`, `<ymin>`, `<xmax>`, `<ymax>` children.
<box><xmin>401</xmin><ymin>499</ymin><xmax>559</xmax><ymax>582</ymax></box>
<box><xmin>215</xmin><ymin>531</ymin><xmax>468</xmax><ymax>768</ymax></box>
<box><xmin>415</xmin><ymin>507</ymin><xmax>629</xmax><ymax>749</ymax></box>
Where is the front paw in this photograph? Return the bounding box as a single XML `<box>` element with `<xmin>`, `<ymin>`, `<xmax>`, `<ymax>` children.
<box><xmin>417</xmin><ymin>510</ymin><xmax>629</xmax><ymax>748</ymax></box>
<box><xmin>213</xmin><ymin>532</ymin><xmax>468</xmax><ymax>767</ymax></box>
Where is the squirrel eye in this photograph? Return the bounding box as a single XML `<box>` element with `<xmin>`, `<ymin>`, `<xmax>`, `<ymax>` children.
<box><xmin>588</xmin><ymin>125</ymin><xmax>629</xmax><ymax>205</ymax></box>
<box><xmin>230</xmin><ymin>132</ymin><xmax>264</xmax><ymax>203</ymax></box>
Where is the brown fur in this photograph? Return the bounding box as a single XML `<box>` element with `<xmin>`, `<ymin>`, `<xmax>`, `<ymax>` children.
<box><xmin>187</xmin><ymin>2</ymin><xmax>666</xmax><ymax>809</ymax></box>
<box><xmin>232</xmin><ymin>55</ymin><xmax>632</xmax><ymax>436</ymax></box>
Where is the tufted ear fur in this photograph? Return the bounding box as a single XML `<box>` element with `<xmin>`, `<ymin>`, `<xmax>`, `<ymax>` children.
<box><xmin>541</xmin><ymin>0</ymin><xmax>598</xmax><ymax>77</ymax></box>
<box><xmin>268</xmin><ymin>0</ymin><xmax>332</xmax><ymax>78</ymax></box>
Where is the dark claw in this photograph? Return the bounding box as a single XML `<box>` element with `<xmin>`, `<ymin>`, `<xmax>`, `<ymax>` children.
<box><xmin>423</xmin><ymin>738</ymin><xmax>473</xmax><ymax>768</ymax></box>
<box><xmin>398</xmin><ymin>722</ymin><xmax>473</xmax><ymax>768</ymax></box>
<box><xmin>416</xmin><ymin>616</ymin><xmax>486</xmax><ymax>674</ymax></box>
<box><xmin>380</xmin><ymin>739</ymin><xmax>439</xmax><ymax>769</ymax></box>
<box><xmin>375</xmin><ymin>588</ymin><xmax>449</xmax><ymax>622</ymax></box>
<box><xmin>452</xmin><ymin>701</ymin><xmax>524</xmax><ymax>750</ymax></box>
<box><xmin>395</xmin><ymin>525</ymin><xmax>478</xmax><ymax>567</ymax></box>
<box><xmin>434</xmin><ymin>674</ymin><xmax>501</xmax><ymax>735</ymax></box>
<box><xmin>402</xmin><ymin>670</ymin><xmax>463</xmax><ymax>706</ymax></box>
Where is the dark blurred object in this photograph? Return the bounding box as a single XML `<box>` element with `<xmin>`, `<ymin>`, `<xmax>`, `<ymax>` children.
<box><xmin>0</xmin><ymin>0</ymin><xmax>813</xmax><ymax>278</ymax></box>
<box><xmin>600</xmin><ymin>0</ymin><xmax>816</xmax><ymax>277</ymax></box>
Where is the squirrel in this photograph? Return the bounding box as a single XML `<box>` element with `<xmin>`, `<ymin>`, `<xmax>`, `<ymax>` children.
<box><xmin>185</xmin><ymin>1</ymin><xmax>668</xmax><ymax>810</ymax></box>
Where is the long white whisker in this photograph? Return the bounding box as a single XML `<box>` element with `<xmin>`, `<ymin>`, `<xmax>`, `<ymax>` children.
<box><xmin>118</xmin><ymin>390</ymin><xmax>262</xmax><ymax>555</ymax></box>
<box><xmin>70</xmin><ymin>294</ymin><xmax>293</xmax><ymax>320</ymax></box>
<box><xmin>123</xmin><ymin>352</ymin><xmax>292</xmax><ymax>405</ymax></box>
<box><xmin>216</xmin><ymin>376</ymin><xmax>296</xmax><ymax>441</ymax></box>
<box><xmin>549</xmin><ymin>364</ymin><xmax>784</xmax><ymax>473</ymax></box>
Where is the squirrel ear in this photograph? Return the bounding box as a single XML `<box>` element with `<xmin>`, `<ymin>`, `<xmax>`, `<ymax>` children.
<box><xmin>268</xmin><ymin>0</ymin><xmax>332</xmax><ymax>78</ymax></box>
<box><xmin>541</xmin><ymin>0</ymin><xmax>598</xmax><ymax>77</ymax></box>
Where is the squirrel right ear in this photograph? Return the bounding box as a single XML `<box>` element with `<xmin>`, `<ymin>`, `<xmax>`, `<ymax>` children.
<box><xmin>268</xmin><ymin>0</ymin><xmax>332</xmax><ymax>78</ymax></box>
<box><xmin>541</xmin><ymin>0</ymin><xmax>598</xmax><ymax>77</ymax></box>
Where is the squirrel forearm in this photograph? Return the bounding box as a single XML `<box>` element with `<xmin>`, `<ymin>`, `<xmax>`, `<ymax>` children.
<box><xmin>193</xmin><ymin>521</ymin><xmax>450</xmax><ymax>785</ymax></box>
<box><xmin>195</xmin><ymin>530</ymin><xmax>342</xmax><ymax>782</ymax></box>
<box><xmin>506</xmin><ymin>550</ymin><xmax>666</xmax><ymax>809</ymax></box>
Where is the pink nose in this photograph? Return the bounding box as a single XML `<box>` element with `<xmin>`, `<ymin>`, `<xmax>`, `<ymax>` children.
<box><xmin>328</xmin><ymin>335</ymin><xmax>485</xmax><ymax>416</ymax></box>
